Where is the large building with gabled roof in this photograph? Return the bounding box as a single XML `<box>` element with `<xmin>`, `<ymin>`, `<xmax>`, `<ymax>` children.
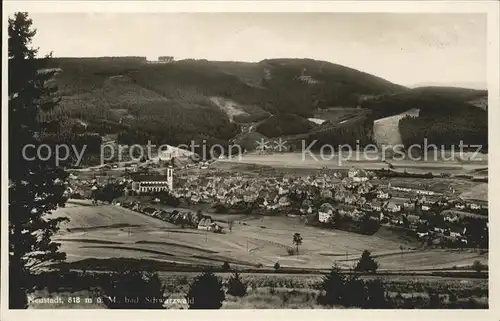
<box><xmin>130</xmin><ymin>166</ymin><xmax>173</xmax><ymax>194</ymax></box>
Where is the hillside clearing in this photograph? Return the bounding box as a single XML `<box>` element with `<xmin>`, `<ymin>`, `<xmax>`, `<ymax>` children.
<box><xmin>373</xmin><ymin>108</ymin><xmax>420</xmax><ymax>147</ymax></box>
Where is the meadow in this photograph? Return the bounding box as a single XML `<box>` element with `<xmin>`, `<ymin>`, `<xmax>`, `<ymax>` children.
<box><xmin>52</xmin><ymin>202</ymin><xmax>487</xmax><ymax>271</ymax></box>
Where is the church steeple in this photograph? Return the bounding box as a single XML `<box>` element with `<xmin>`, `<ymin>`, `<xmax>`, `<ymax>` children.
<box><xmin>166</xmin><ymin>166</ymin><xmax>173</xmax><ymax>191</ymax></box>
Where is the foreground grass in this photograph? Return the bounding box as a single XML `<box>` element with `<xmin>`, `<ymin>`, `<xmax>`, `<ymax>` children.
<box><xmin>27</xmin><ymin>271</ymin><xmax>488</xmax><ymax>309</ymax></box>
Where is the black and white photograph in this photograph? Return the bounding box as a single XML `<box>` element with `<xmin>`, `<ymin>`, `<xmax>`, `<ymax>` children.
<box><xmin>2</xmin><ymin>0</ymin><xmax>499</xmax><ymax>316</ymax></box>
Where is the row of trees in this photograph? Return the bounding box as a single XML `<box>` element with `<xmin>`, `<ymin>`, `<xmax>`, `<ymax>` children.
<box><xmin>94</xmin><ymin>257</ymin><xmax>459</xmax><ymax>310</ymax></box>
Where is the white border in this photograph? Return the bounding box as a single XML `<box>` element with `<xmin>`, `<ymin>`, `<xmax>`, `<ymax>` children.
<box><xmin>2</xmin><ymin>1</ymin><xmax>499</xmax><ymax>321</ymax></box>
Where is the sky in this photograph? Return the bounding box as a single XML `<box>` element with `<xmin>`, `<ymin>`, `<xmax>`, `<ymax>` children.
<box><xmin>28</xmin><ymin>12</ymin><xmax>487</xmax><ymax>89</ymax></box>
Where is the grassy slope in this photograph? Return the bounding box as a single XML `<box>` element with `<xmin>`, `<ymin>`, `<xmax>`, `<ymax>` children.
<box><xmin>53</xmin><ymin>203</ymin><xmax>487</xmax><ymax>271</ymax></box>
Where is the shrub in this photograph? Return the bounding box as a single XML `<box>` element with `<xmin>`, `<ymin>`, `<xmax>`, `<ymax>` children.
<box><xmin>227</xmin><ymin>273</ymin><xmax>247</xmax><ymax>297</ymax></box>
<box><xmin>101</xmin><ymin>269</ymin><xmax>166</xmax><ymax>309</ymax></box>
<box><xmin>222</xmin><ymin>262</ymin><xmax>231</xmax><ymax>272</ymax></box>
<box><xmin>448</xmin><ymin>291</ymin><xmax>458</xmax><ymax>304</ymax></box>
<box><xmin>186</xmin><ymin>270</ymin><xmax>225</xmax><ymax>309</ymax></box>
<box><xmin>428</xmin><ymin>291</ymin><xmax>441</xmax><ymax>308</ymax></box>
<box><xmin>286</xmin><ymin>247</ymin><xmax>296</xmax><ymax>256</ymax></box>
<box><xmin>342</xmin><ymin>276</ymin><xmax>368</xmax><ymax>308</ymax></box>
<box><xmin>472</xmin><ymin>260</ymin><xmax>486</xmax><ymax>273</ymax></box>
<box><xmin>317</xmin><ymin>265</ymin><xmax>346</xmax><ymax>306</ymax></box>
<box><xmin>213</xmin><ymin>203</ymin><xmax>229</xmax><ymax>214</ymax></box>
<box><xmin>354</xmin><ymin>250</ymin><xmax>379</xmax><ymax>273</ymax></box>
<box><xmin>365</xmin><ymin>279</ymin><xmax>388</xmax><ymax>308</ymax></box>
<box><xmin>274</xmin><ymin>262</ymin><xmax>281</xmax><ymax>271</ymax></box>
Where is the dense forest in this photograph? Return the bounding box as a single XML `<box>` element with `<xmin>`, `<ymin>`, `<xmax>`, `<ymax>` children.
<box><xmin>303</xmin><ymin>117</ymin><xmax>374</xmax><ymax>149</ymax></box>
<box><xmin>37</xmin><ymin>57</ymin><xmax>487</xmax><ymax>160</ymax></box>
<box><xmin>256</xmin><ymin>113</ymin><xmax>313</xmax><ymax>138</ymax></box>
<box><xmin>397</xmin><ymin>99</ymin><xmax>487</xmax><ymax>151</ymax></box>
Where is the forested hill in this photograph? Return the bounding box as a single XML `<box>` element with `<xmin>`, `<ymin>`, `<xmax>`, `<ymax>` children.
<box><xmin>38</xmin><ymin>56</ymin><xmax>487</xmax><ymax>162</ymax></box>
<box><xmin>360</xmin><ymin>88</ymin><xmax>488</xmax><ymax>152</ymax></box>
<box><xmin>39</xmin><ymin>57</ymin><xmax>404</xmax><ymax>148</ymax></box>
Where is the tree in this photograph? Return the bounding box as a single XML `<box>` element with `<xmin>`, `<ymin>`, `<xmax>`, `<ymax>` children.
<box><xmin>317</xmin><ymin>265</ymin><xmax>346</xmax><ymax>306</ymax></box>
<box><xmin>221</xmin><ymin>261</ymin><xmax>230</xmax><ymax>272</ymax></box>
<box><xmin>472</xmin><ymin>260</ymin><xmax>485</xmax><ymax>273</ymax></box>
<box><xmin>226</xmin><ymin>273</ymin><xmax>247</xmax><ymax>297</ymax></box>
<box><xmin>342</xmin><ymin>275</ymin><xmax>368</xmax><ymax>307</ymax></box>
<box><xmin>365</xmin><ymin>279</ymin><xmax>388</xmax><ymax>308</ymax></box>
<box><xmin>186</xmin><ymin>269</ymin><xmax>225</xmax><ymax>309</ymax></box>
<box><xmin>8</xmin><ymin>12</ymin><xmax>69</xmax><ymax>309</ymax></box>
<box><xmin>354</xmin><ymin>250</ymin><xmax>379</xmax><ymax>273</ymax></box>
<box><xmin>102</xmin><ymin>269</ymin><xmax>166</xmax><ymax>309</ymax></box>
<box><xmin>95</xmin><ymin>183</ymin><xmax>123</xmax><ymax>204</ymax></box>
<box><xmin>292</xmin><ymin>233</ymin><xmax>303</xmax><ymax>256</ymax></box>
<box><xmin>428</xmin><ymin>291</ymin><xmax>441</xmax><ymax>308</ymax></box>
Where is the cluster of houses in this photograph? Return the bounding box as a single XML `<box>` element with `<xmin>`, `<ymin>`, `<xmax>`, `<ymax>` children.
<box><xmin>169</xmin><ymin>167</ymin><xmax>487</xmax><ymax>246</ymax></box>
<box><xmin>67</xmin><ymin>163</ymin><xmax>487</xmax><ymax>247</ymax></box>
<box><xmin>118</xmin><ymin>200</ymin><xmax>224</xmax><ymax>233</ymax></box>
<box><xmin>172</xmin><ymin>168</ymin><xmax>378</xmax><ymax>213</ymax></box>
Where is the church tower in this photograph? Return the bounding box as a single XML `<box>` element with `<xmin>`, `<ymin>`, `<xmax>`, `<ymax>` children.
<box><xmin>166</xmin><ymin>166</ymin><xmax>174</xmax><ymax>191</ymax></box>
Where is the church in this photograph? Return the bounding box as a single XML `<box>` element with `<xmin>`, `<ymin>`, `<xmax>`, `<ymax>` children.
<box><xmin>130</xmin><ymin>166</ymin><xmax>173</xmax><ymax>194</ymax></box>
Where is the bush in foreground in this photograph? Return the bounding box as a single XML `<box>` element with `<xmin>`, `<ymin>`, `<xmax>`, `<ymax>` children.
<box><xmin>227</xmin><ymin>273</ymin><xmax>248</xmax><ymax>297</ymax></box>
<box><xmin>186</xmin><ymin>269</ymin><xmax>225</xmax><ymax>309</ymax></box>
<box><xmin>316</xmin><ymin>265</ymin><xmax>346</xmax><ymax>306</ymax></box>
<box><xmin>101</xmin><ymin>269</ymin><xmax>166</xmax><ymax>309</ymax></box>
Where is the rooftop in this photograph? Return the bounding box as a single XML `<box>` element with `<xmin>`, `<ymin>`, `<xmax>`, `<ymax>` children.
<box><xmin>130</xmin><ymin>174</ymin><xmax>169</xmax><ymax>182</ymax></box>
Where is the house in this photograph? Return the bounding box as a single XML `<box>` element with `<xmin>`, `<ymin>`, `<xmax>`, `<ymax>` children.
<box><xmin>278</xmin><ymin>196</ymin><xmax>291</xmax><ymax>207</ymax></box>
<box><xmin>377</xmin><ymin>191</ymin><xmax>390</xmax><ymax>200</ymax></box>
<box><xmin>387</xmin><ymin>202</ymin><xmax>402</xmax><ymax>213</ymax></box>
<box><xmin>344</xmin><ymin>194</ymin><xmax>357</xmax><ymax>205</ymax></box>
<box><xmin>390</xmin><ymin>218</ymin><xmax>402</xmax><ymax>225</ymax></box>
<box><xmin>321</xmin><ymin>189</ymin><xmax>333</xmax><ymax>199</ymax></box>
<box><xmin>371</xmin><ymin>201</ymin><xmax>383</xmax><ymax>211</ymax></box>
<box><xmin>318</xmin><ymin>203</ymin><xmax>334</xmax><ymax>223</ymax></box>
<box><xmin>417</xmin><ymin>232</ymin><xmax>429</xmax><ymax>239</ymax></box>
<box><xmin>403</xmin><ymin>201</ymin><xmax>415</xmax><ymax>210</ymax></box>
<box><xmin>469</xmin><ymin>203</ymin><xmax>481</xmax><ymax>210</ymax></box>
<box><xmin>348</xmin><ymin>168</ymin><xmax>369</xmax><ymax>182</ymax></box>
<box><xmin>130</xmin><ymin>167</ymin><xmax>173</xmax><ymax>194</ymax></box>
<box><xmin>433</xmin><ymin>227</ymin><xmax>446</xmax><ymax>234</ymax></box>
<box><xmin>406</xmin><ymin>214</ymin><xmax>420</xmax><ymax>227</ymax></box>
<box><xmin>197</xmin><ymin>217</ymin><xmax>213</xmax><ymax>230</ymax></box>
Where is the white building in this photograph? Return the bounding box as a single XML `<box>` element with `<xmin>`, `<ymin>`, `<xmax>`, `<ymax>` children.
<box><xmin>131</xmin><ymin>167</ymin><xmax>173</xmax><ymax>194</ymax></box>
<box><xmin>318</xmin><ymin>203</ymin><xmax>334</xmax><ymax>223</ymax></box>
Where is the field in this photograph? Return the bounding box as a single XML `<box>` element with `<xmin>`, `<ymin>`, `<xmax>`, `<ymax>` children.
<box><xmin>381</xmin><ymin>177</ymin><xmax>483</xmax><ymax>195</ymax></box>
<box><xmin>459</xmin><ymin>183</ymin><xmax>488</xmax><ymax>202</ymax></box>
<box><xmin>219</xmin><ymin>151</ymin><xmax>486</xmax><ymax>175</ymax></box>
<box><xmin>372</xmin><ymin>108</ymin><xmax>420</xmax><ymax>147</ymax></box>
<box><xmin>52</xmin><ymin>202</ymin><xmax>487</xmax><ymax>271</ymax></box>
